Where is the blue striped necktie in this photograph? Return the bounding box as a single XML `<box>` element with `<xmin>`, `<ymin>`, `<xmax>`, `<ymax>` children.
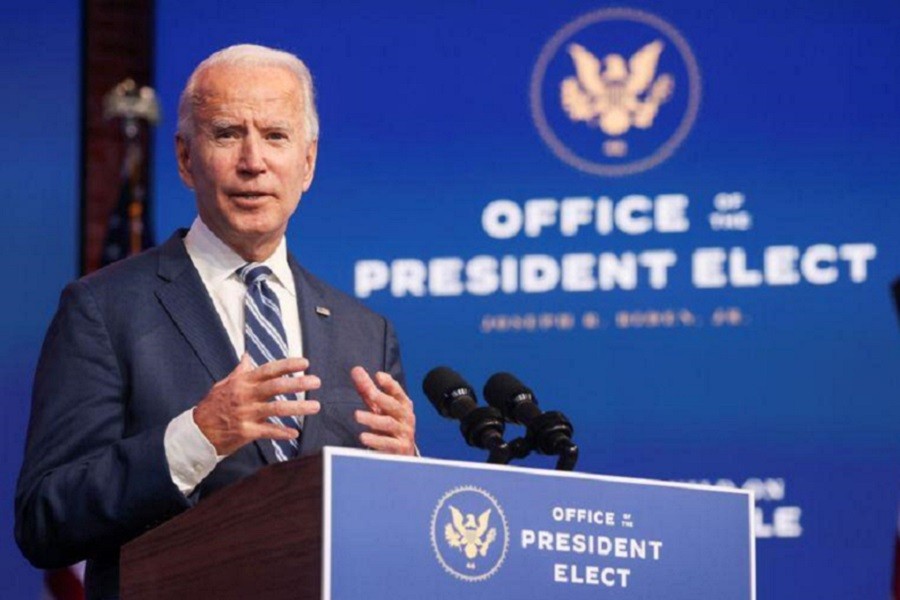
<box><xmin>238</xmin><ymin>263</ymin><xmax>301</xmax><ymax>461</ymax></box>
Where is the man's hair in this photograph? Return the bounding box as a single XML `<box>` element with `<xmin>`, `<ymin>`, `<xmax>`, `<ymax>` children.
<box><xmin>177</xmin><ymin>44</ymin><xmax>319</xmax><ymax>142</ymax></box>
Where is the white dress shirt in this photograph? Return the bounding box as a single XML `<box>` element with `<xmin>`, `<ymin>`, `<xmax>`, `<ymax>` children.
<box><xmin>164</xmin><ymin>217</ymin><xmax>305</xmax><ymax>495</ymax></box>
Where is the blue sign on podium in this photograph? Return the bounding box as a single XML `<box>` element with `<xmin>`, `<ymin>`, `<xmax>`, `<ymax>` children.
<box><xmin>323</xmin><ymin>448</ymin><xmax>754</xmax><ymax>599</ymax></box>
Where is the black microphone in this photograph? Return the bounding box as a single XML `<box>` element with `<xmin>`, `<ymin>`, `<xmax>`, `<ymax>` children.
<box><xmin>423</xmin><ymin>367</ymin><xmax>509</xmax><ymax>462</ymax></box>
<box><xmin>483</xmin><ymin>372</ymin><xmax>578</xmax><ymax>470</ymax></box>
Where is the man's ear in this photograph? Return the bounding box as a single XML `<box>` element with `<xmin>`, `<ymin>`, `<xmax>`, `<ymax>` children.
<box><xmin>175</xmin><ymin>134</ymin><xmax>194</xmax><ymax>189</ymax></box>
<box><xmin>301</xmin><ymin>138</ymin><xmax>318</xmax><ymax>192</ymax></box>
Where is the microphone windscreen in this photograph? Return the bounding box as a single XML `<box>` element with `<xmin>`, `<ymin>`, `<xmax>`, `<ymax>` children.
<box><xmin>483</xmin><ymin>372</ymin><xmax>532</xmax><ymax>409</ymax></box>
<box><xmin>423</xmin><ymin>367</ymin><xmax>467</xmax><ymax>402</ymax></box>
<box><xmin>423</xmin><ymin>367</ymin><xmax>477</xmax><ymax>419</ymax></box>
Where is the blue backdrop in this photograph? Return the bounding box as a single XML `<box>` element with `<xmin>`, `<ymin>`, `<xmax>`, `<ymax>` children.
<box><xmin>0</xmin><ymin>1</ymin><xmax>79</xmax><ymax>597</ymax></box>
<box><xmin>2</xmin><ymin>0</ymin><xmax>898</xmax><ymax>598</ymax></box>
<box><xmin>152</xmin><ymin>1</ymin><xmax>900</xmax><ymax>597</ymax></box>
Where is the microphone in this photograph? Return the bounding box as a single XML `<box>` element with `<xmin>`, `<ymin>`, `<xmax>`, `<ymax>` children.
<box><xmin>423</xmin><ymin>367</ymin><xmax>510</xmax><ymax>463</ymax></box>
<box><xmin>483</xmin><ymin>372</ymin><xmax>578</xmax><ymax>470</ymax></box>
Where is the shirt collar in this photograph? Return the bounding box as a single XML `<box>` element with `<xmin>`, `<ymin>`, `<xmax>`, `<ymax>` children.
<box><xmin>184</xmin><ymin>217</ymin><xmax>296</xmax><ymax>297</ymax></box>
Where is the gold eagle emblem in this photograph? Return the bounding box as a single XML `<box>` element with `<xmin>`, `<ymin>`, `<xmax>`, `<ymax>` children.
<box><xmin>561</xmin><ymin>40</ymin><xmax>674</xmax><ymax>137</ymax></box>
<box><xmin>444</xmin><ymin>506</ymin><xmax>497</xmax><ymax>564</ymax></box>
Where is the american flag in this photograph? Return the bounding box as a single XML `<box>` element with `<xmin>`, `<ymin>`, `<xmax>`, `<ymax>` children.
<box><xmin>101</xmin><ymin>143</ymin><xmax>154</xmax><ymax>266</ymax></box>
<box><xmin>42</xmin><ymin>563</ymin><xmax>84</xmax><ymax>600</ymax></box>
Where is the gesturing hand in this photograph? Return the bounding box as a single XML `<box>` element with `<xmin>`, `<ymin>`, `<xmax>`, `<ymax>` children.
<box><xmin>193</xmin><ymin>355</ymin><xmax>321</xmax><ymax>456</ymax></box>
<box><xmin>352</xmin><ymin>367</ymin><xmax>416</xmax><ymax>456</ymax></box>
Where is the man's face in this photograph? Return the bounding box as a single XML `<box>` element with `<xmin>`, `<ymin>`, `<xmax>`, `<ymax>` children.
<box><xmin>176</xmin><ymin>64</ymin><xmax>317</xmax><ymax>259</ymax></box>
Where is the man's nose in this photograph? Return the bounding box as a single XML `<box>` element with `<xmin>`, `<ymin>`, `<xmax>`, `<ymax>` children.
<box><xmin>237</xmin><ymin>134</ymin><xmax>266</xmax><ymax>175</ymax></box>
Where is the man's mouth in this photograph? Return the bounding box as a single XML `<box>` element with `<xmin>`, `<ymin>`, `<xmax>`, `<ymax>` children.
<box><xmin>230</xmin><ymin>192</ymin><xmax>271</xmax><ymax>200</ymax></box>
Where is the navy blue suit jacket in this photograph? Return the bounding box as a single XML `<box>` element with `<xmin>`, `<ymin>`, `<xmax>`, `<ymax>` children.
<box><xmin>15</xmin><ymin>231</ymin><xmax>405</xmax><ymax>599</ymax></box>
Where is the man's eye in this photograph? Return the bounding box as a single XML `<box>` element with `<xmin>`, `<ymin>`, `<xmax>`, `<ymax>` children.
<box><xmin>214</xmin><ymin>129</ymin><xmax>239</xmax><ymax>139</ymax></box>
<box><xmin>267</xmin><ymin>132</ymin><xmax>288</xmax><ymax>141</ymax></box>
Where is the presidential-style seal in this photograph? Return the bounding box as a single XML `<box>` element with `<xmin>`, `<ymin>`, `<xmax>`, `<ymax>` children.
<box><xmin>430</xmin><ymin>486</ymin><xmax>509</xmax><ymax>582</ymax></box>
<box><xmin>530</xmin><ymin>7</ymin><xmax>702</xmax><ymax>176</ymax></box>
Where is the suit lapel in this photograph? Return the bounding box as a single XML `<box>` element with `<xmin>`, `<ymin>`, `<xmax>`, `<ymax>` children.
<box><xmin>289</xmin><ymin>256</ymin><xmax>333</xmax><ymax>455</ymax></box>
<box><xmin>154</xmin><ymin>231</ymin><xmax>278</xmax><ymax>465</ymax></box>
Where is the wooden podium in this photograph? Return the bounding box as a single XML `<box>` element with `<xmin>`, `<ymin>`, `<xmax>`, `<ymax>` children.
<box><xmin>121</xmin><ymin>448</ymin><xmax>755</xmax><ymax>600</ymax></box>
<box><xmin>121</xmin><ymin>455</ymin><xmax>325</xmax><ymax>599</ymax></box>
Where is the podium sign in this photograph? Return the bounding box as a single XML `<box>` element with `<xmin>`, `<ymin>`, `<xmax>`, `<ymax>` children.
<box><xmin>325</xmin><ymin>448</ymin><xmax>754</xmax><ymax>599</ymax></box>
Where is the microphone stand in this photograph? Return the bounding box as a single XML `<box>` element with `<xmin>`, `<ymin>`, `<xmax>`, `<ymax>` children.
<box><xmin>554</xmin><ymin>441</ymin><xmax>579</xmax><ymax>471</ymax></box>
<box><xmin>502</xmin><ymin>411</ymin><xmax>580</xmax><ymax>471</ymax></box>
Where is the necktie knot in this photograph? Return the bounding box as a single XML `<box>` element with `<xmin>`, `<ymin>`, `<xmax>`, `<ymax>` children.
<box><xmin>238</xmin><ymin>263</ymin><xmax>272</xmax><ymax>288</ymax></box>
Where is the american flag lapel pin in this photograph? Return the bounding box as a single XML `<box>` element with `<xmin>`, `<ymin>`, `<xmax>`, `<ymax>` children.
<box><xmin>315</xmin><ymin>306</ymin><xmax>331</xmax><ymax>318</ymax></box>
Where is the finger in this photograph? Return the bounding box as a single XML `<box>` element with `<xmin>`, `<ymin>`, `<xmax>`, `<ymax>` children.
<box><xmin>361</xmin><ymin>382</ymin><xmax>407</xmax><ymax>421</ymax></box>
<box><xmin>256</xmin><ymin>374</ymin><xmax>321</xmax><ymax>400</ymax></box>
<box><xmin>351</xmin><ymin>366</ymin><xmax>410</xmax><ymax>419</ymax></box>
<box><xmin>256</xmin><ymin>399</ymin><xmax>321</xmax><ymax>421</ymax></box>
<box><xmin>250</xmin><ymin>421</ymin><xmax>302</xmax><ymax>442</ymax></box>
<box><xmin>350</xmin><ymin>366</ymin><xmax>384</xmax><ymax>415</ymax></box>
<box><xmin>249</xmin><ymin>357</ymin><xmax>310</xmax><ymax>382</ymax></box>
<box><xmin>359</xmin><ymin>431</ymin><xmax>414</xmax><ymax>455</ymax></box>
<box><xmin>232</xmin><ymin>353</ymin><xmax>255</xmax><ymax>375</ymax></box>
<box><xmin>252</xmin><ymin>357</ymin><xmax>310</xmax><ymax>381</ymax></box>
<box><xmin>374</xmin><ymin>371</ymin><xmax>413</xmax><ymax>410</ymax></box>
<box><xmin>355</xmin><ymin>410</ymin><xmax>411</xmax><ymax>438</ymax></box>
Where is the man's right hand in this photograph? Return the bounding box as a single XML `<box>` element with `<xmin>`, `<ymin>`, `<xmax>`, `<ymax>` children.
<box><xmin>193</xmin><ymin>355</ymin><xmax>321</xmax><ymax>456</ymax></box>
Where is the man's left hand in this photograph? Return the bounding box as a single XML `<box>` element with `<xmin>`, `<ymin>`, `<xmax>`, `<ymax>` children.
<box><xmin>352</xmin><ymin>367</ymin><xmax>416</xmax><ymax>456</ymax></box>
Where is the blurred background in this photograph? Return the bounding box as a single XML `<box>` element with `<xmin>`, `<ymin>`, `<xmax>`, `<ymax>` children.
<box><xmin>2</xmin><ymin>0</ymin><xmax>899</xmax><ymax>597</ymax></box>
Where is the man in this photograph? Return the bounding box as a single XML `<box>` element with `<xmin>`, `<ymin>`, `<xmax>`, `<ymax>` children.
<box><xmin>16</xmin><ymin>44</ymin><xmax>416</xmax><ymax>599</ymax></box>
